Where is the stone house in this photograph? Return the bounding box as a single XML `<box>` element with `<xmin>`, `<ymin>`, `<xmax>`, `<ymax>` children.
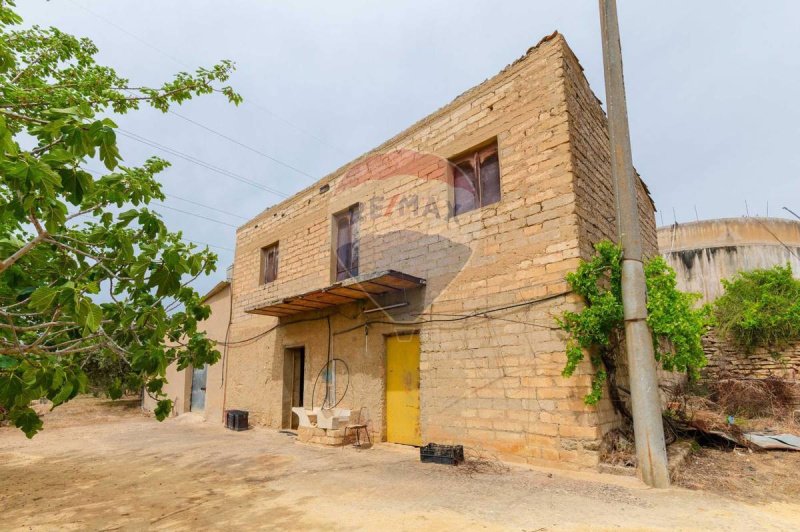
<box><xmin>171</xmin><ymin>32</ymin><xmax>657</xmax><ymax>469</ymax></box>
<box><xmin>143</xmin><ymin>279</ymin><xmax>230</xmax><ymax>422</ymax></box>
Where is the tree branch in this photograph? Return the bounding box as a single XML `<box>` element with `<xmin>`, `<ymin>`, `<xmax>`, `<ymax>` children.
<box><xmin>0</xmin><ymin>215</ymin><xmax>48</xmax><ymax>274</ymax></box>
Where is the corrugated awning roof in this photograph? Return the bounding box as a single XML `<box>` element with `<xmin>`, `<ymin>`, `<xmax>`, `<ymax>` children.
<box><xmin>245</xmin><ymin>270</ymin><xmax>426</xmax><ymax>318</ymax></box>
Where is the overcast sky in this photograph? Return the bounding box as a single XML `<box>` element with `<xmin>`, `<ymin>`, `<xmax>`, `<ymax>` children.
<box><xmin>18</xmin><ymin>1</ymin><xmax>800</xmax><ymax>296</ymax></box>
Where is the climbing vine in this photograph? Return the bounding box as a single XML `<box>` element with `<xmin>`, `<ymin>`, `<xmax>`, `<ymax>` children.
<box><xmin>713</xmin><ymin>264</ymin><xmax>800</xmax><ymax>351</ymax></box>
<box><xmin>557</xmin><ymin>240</ymin><xmax>711</xmax><ymax>408</ymax></box>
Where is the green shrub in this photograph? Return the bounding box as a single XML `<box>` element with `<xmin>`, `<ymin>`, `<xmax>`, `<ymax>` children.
<box><xmin>714</xmin><ymin>264</ymin><xmax>800</xmax><ymax>351</ymax></box>
<box><xmin>558</xmin><ymin>240</ymin><xmax>711</xmax><ymax>405</ymax></box>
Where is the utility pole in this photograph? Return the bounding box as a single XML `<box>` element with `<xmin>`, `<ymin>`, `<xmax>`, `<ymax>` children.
<box><xmin>598</xmin><ymin>0</ymin><xmax>670</xmax><ymax>488</ymax></box>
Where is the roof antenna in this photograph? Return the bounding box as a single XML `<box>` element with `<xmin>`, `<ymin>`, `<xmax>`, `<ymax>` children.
<box><xmin>672</xmin><ymin>207</ymin><xmax>677</xmax><ymax>226</ymax></box>
<box><xmin>694</xmin><ymin>205</ymin><xmax>699</xmax><ymax>222</ymax></box>
<box><xmin>745</xmin><ymin>200</ymin><xmax>750</xmax><ymax>217</ymax></box>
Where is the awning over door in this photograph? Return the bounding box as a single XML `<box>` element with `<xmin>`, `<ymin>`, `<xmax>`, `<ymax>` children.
<box><xmin>245</xmin><ymin>270</ymin><xmax>426</xmax><ymax>318</ymax></box>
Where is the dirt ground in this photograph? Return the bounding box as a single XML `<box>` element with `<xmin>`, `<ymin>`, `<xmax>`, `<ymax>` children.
<box><xmin>1</xmin><ymin>397</ymin><xmax>799</xmax><ymax>531</ymax></box>
<box><xmin>675</xmin><ymin>446</ymin><xmax>800</xmax><ymax>503</ymax></box>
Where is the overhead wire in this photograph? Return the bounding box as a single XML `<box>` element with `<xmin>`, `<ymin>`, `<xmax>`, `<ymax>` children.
<box><xmin>152</xmin><ymin>204</ymin><xmax>238</xmax><ymax>228</ymax></box>
<box><xmin>161</xmin><ymin>193</ymin><xmax>248</xmax><ymax>221</ymax></box>
<box><xmin>168</xmin><ymin>110</ymin><xmax>318</xmax><ymax>181</ymax></box>
<box><xmin>85</xmin><ymin>167</ymin><xmax>248</xmax><ymax>222</ymax></box>
<box><xmin>117</xmin><ymin>129</ymin><xmax>289</xmax><ymax>198</ymax></box>
<box><xmin>81</xmin><ymin>167</ymin><xmax>237</xmax><ymax>252</ymax></box>
<box><xmin>183</xmin><ymin>239</ymin><xmax>234</xmax><ymax>253</ymax></box>
<box><xmin>67</xmin><ymin>0</ymin><xmax>344</xmax><ymax>157</ymax></box>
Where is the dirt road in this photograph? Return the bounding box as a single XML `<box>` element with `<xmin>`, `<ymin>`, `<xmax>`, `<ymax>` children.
<box><xmin>1</xmin><ymin>397</ymin><xmax>798</xmax><ymax>530</ymax></box>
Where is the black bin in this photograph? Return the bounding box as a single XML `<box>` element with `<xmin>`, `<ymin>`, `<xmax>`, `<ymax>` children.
<box><xmin>420</xmin><ymin>443</ymin><xmax>464</xmax><ymax>465</ymax></box>
<box><xmin>226</xmin><ymin>409</ymin><xmax>249</xmax><ymax>431</ymax></box>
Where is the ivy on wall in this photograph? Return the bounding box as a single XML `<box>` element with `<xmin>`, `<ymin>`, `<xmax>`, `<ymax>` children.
<box><xmin>557</xmin><ymin>241</ymin><xmax>711</xmax><ymax>408</ymax></box>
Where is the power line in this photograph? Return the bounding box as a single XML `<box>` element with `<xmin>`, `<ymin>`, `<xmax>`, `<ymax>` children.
<box><xmin>165</xmin><ymin>193</ymin><xmax>248</xmax><ymax>220</ymax></box>
<box><xmin>85</xmin><ymin>167</ymin><xmax>257</xmax><ymax>220</ymax></box>
<box><xmin>244</xmin><ymin>99</ymin><xmax>346</xmax><ymax>154</ymax></box>
<box><xmin>183</xmin><ymin>239</ymin><xmax>234</xmax><ymax>253</ymax></box>
<box><xmin>117</xmin><ymin>129</ymin><xmax>290</xmax><ymax>198</ymax></box>
<box><xmin>169</xmin><ymin>110</ymin><xmax>318</xmax><ymax>181</ymax></box>
<box><xmin>75</xmin><ymin>169</ymin><xmax>237</xmax><ymax>252</ymax></box>
<box><xmin>67</xmin><ymin>0</ymin><xmax>191</xmax><ymax>69</ymax></box>
<box><xmin>68</xmin><ymin>0</ymin><xmax>343</xmax><ymax>156</ymax></box>
<box><xmin>152</xmin><ymin>204</ymin><xmax>238</xmax><ymax>228</ymax></box>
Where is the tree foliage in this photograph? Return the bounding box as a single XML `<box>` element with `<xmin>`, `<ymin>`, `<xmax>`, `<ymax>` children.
<box><xmin>713</xmin><ymin>264</ymin><xmax>800</xmax><ymax>351</ymax></box>
<box><xmin>0</xmin><ymin>1</ymin><xmax>240</xmax><ymax>436</ymax></box>
<box><xmin>558</xmin><ymin>241</ymin><xmax>710</xmax><ymax>406</ymax></box>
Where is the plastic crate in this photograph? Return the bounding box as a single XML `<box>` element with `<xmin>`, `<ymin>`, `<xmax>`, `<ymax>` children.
<box><xmin>420</xmin><ymin>443</ymin><xmax>464</xmax><ymax>465</ymax></box>
<box><xmin>226</xmin><ymin>409</ymin><xmax>249</xmax><ymax>431</ymax></box>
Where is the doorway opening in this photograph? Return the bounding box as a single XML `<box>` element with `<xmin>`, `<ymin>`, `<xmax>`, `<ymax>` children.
<box><xmin>282</xmin><ymin>347</ymin><xmax>305</xmax><ymax>429</ymax></box>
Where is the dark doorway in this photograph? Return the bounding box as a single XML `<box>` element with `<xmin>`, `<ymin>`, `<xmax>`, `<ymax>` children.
<box><xmin>282</xmin><ymin>347</ymin><xmax>305</xmax><ymax>429</ymax></box>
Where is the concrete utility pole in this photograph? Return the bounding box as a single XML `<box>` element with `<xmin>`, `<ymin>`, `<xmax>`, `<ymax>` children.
<box><xmin>598</xmin><ymin>0</ymin><xmax>670</xmax><ymax>488</ymax></box>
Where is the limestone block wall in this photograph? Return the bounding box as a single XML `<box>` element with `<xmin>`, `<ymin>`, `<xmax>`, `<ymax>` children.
<box><xmin>222</xmin><ymin>33</ymin><xmax>657</xmax><ymax>469</ymax></box>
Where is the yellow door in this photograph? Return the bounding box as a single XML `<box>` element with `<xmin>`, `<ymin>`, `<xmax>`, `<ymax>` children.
<box><xmin>385</xmin><ymin>334</ymin><xmax>421</xmax><ymax>446</ymax></box>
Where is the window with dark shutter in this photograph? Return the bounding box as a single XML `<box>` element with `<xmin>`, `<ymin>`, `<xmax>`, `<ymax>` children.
<box><xmin>334</xmin><ymin>205</ymin><xmax>359</xmax><ymax>281</ymax></box>
<box><xmin>262</xmin><ymin>243</ymin><xmax>279</xmax><ymax>284</ymax></box>
<box><xmin>451</xmin><ymin>141</ymin><xmax>501</xmax><ymax>215</ymax></box>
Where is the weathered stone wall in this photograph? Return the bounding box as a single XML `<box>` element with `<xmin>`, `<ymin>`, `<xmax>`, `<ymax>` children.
<box><xmin>223</xmin><ymin>33</ymin><xmax>656</xmax><ymax>469</ymax></box>
<box><xmin>658</xmin><ymin>218</ymin><xmax>800</xmax><ymax>304</ymax></box>
<box><xmin>561</xmin><ymin>37</ymin><xmax>658</xmax><ymax>435</ymax></box>
<box><xmin>702</xmin><ymin>332</ymin><xmax>800</xmax><ymax>383</ymax></box>
<box><xmin>562</xmin><ymin>45</ymin><xmax>658</xmax><ymax>263</ymax></box>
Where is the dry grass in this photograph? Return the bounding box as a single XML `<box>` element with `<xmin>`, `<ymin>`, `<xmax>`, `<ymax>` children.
<box><xmin>599</xmin><ymin>428</ymin><xmax>636</xmax><ymax>467</ymax></box>
<box><xmin>675</xmin><ymin>447</ymin><xmax>800</xmax><ymax>503</ymax></box>
<box><xmin>455</xmin><ymin>447</ymin><xmax>510</xmax><ymax>477</ymax></box>
<box><xmin>708</xmin><ymin>377</ymin><xmax>798</xmax><ymax>419</ymax></box>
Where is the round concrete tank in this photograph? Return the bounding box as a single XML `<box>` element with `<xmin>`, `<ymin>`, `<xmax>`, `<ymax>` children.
<box><xmin>658</xmin><ymin>217</ymin><xmax>800</xmax><ymax>303</ymax></box>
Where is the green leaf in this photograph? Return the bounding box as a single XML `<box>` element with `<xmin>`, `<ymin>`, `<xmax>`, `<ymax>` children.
<box><xmin>13</xmin><ymin>408</ymin><xmax>44</xmax><ymax>439</ymax></box>
<box><xmin>51</xmin><ymin>381</ymin><xmax>74</xmax><ymax>407</ymax></box>
<box><xmin>0</xmin><ymin>355</ymin><xmax>19</xmax><ymax>369</ymax></box>
<box><xmin>84</xmin><ymin>302</ymin><xmax>103</xmax><ymax>333</ymax></box>
<box><xmin>28</xmin><ymin>286</ymin><xmax>57</xmax><ymax>311</ymax></box>
<box><xmin>154</xmin><ymin>399</ymin><xmax>173</xmax><ymax>421</ymax></box>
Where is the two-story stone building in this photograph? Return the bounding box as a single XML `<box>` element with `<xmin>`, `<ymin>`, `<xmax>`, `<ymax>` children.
<box><xmin>185</xmin><ymin>32</ymin><xmax>657</xmax><ymax>469</ymax></box>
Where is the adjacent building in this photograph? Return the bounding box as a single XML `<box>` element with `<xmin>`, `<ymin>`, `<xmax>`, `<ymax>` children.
<box><xmin>658</xmin><ymin>217</ymin><xmax>800</xmax><ymax>382</ymax></box>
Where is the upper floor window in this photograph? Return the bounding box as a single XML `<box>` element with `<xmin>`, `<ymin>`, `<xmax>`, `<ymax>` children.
<box><xmin>451</xmin><ymin>141</ymin><xmax>501</xmax><ymax>215</ymax></box>
<box><xmin>334</xmin><ymin>204</ymin><xmax>359</xmax><ymax>281</ymax></box>
<box><xmin>261</xmin><ymin>242</ymin><xmax>279</xmax><ymax>284</ymax></box>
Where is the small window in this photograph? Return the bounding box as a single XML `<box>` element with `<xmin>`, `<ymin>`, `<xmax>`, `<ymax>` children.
<box><xmin>261</xmin><ymin>242</ymin><xmax>279</xmax><ymax>284</ymax></box>
<box><xmin>334</xmin><ymin>205</ymin><xmax>359</xmax><ymax>281</ymax></box>
<box><xmin>451</xmin><ymin>141</ymin><xmax>501</xmax><ymax>215</ymax></box>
